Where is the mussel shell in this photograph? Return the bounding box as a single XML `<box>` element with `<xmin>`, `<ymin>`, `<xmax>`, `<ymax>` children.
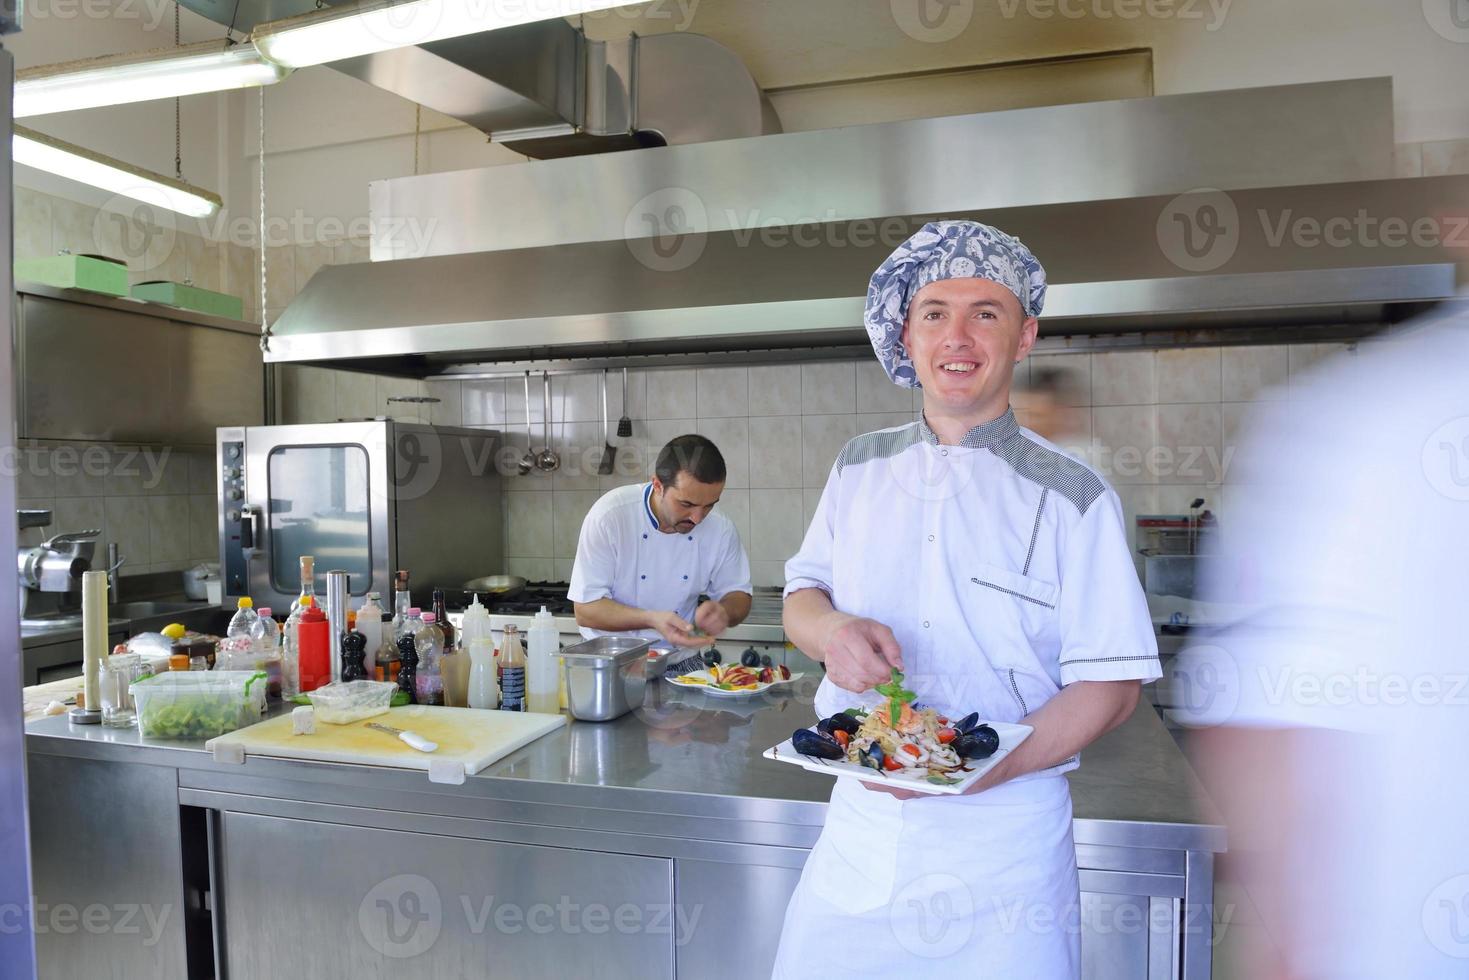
<box><xmin>792</xmin><ymin>728</ymin><xmax>845</xmax><ymax>760</ymax></box>
<box><xmin>952</xmin><ymin>724</ymin><xmax>1000</xmax><ymax>759</ymax></box>
<box><xmin>822</xmin><ymin>713</ymin><xmax>861</xmax><ymax>736</ymax></box>
<box><xmin>953</xmin><ymin>711</ymin><xmax>981</xmax><ymax>735</ymax></box>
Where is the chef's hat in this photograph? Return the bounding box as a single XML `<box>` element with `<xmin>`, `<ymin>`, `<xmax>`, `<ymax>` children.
<box><xmin>863</xmin><ymin>220</ymin><xmax>1048</xmax><ymax>388</ymax></box>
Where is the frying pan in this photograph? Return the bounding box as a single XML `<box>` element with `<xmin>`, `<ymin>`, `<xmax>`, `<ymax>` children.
<box><xmin>462</xmin><ymin>575</ymin><xmax>527</xmax><ymax>599</ymax></box>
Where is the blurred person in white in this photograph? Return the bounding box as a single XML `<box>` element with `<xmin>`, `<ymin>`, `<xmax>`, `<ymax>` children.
<box><xmin>1014</xmin><ymin>364</ymin><xmax>1088</xmax><ymax>447</ymax></box>
<box><xmin>1184</xmin><ymin>286</ymin><xmax>1469</xmax><ymax>977</ymax></box>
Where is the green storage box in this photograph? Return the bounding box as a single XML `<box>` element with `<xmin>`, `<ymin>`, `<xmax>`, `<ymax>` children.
<box><xmin>131</xmin><ymin>280</ymin><xmax>245</xmax><ymax>320</ymax></box>
<box><xmin>15</xmin><ymin>253</ymin><xmax>129</xmax><ymax>296</ymax></box>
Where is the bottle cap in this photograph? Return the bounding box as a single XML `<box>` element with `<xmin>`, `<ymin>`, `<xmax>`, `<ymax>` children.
<box><xmin>300</xmin><ymin>595</ymin><xmax>314</xmax><ymax>607</ymax></box>
<box><xmin>237</xmin><ymin>596</ymin><xmax>253</xmax><ymax>609</ymax></box>
<box><xmin>421</xmin><ymin>612</ymin><xmax>437</xmax><ymax>624</ymax></box>
<box><xmin>301</xmin><ymin>604</ymin><xmax>325</xmax><ymax>622</ymax></box>
<box><xmin>258</xmin><ymin>607</ymin><xmax>272</xmax><ymax>617</ymax></box>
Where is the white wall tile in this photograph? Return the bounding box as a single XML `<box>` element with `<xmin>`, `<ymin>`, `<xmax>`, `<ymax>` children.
<box><xmin>801</xmin><ymin>362</ymin><xmax>856</xmax><ymax>415</ymax></box>
<box><xmin>802</xmin><ymin>414</ymin><xmax>859</xmax><ymax>488</ymax></box>
<box><xmin>14</xmin><ymin>187</ymin><xmax>53</xmax><ymax>261</ymax></box>
<box><xmin>750</xmin><ymin>560</ymin><xmax>787</xmax><ymax>589</ymax></box>
<box><xmin>288</xmin><ymin>366</ymin><xmax>339</xmax><ymax>423</ymax></box>
<box><xmin>641</xmin><ymin>420</ymin><xmax>697</xmax><ymax>478</ymax></box>
<box><xmin>1024</xmin><ymin>354</ymin><xmax>1091</xmax><ymax>406</ymax></box>
<box><xmin>748</xmin><ymin>416</ymin><xmax>803</xmax><ymax>489</ymax></box>
<box><xmin>1423</xmin><ymin>138</ymin><xmax>1469</xmax><ymax>176</ymax></box>
<box><xmin>334</xmin><ymin>371</ymin><xmax>379</xmax><ymax>421</ymax></box>
<box><xmin>802</xmin><ymin>488</ymin><xmax>825</xmax><ymax>532</ymax></box>
<box><xmin>855</xmin><ymin>412</ymin><xmax>914</xmax><ymax>433</ymax></box>
<box><xmin>1156</xmin><ymin>404</ymin><xmax>1223</xmax><ymax>485</ymax></box>
<box><xmin>188</xmin><ymin>494</ymin><xmax>216</xmax><ymax>561</ymax></box>
<box><xmin>1221</xmin><ymin>347</ymin><xmax>1287</xmax><ymax>402</ymax></box>
<box><xmin>506</xmin><ymin>556</ymin><xmax>555</xmax><ymax>581</ymax></box>
<box><xmin>853</xmin><ymin>362</ymin><xmax>913</xmax><ymax>413</ymax></box>
<box><xmin>1155</xmin><ymin>348</ymin><xmax>1221</xmax><ymax>404</ymax></box>
<box><xmin>551</xmin><ymin>371</ymin><xmax>603</xmax><ymax>424</ymax></box>
<box><xmin>1091</xmin><ymin>351</ymin><xmax>1156</xmax><ymax>406</ymax></box>
<box><xmin>696</xmin><ymin>417</ymin><xmax>749</xmax><ymax>489</ymax></box>
<box><xmin>749</xmin><ymin>489</ymin><xmax>804</xmax><ymax>561</ymax></box>
<box><xmin>104</xmin><ymin>496</ymin><xmax>151</xmax><ymax>567</ymax></box>
<box><xmin>53</xmin><ymin>497</ymin><xmax>105</xmax><ymax>546</ymax></box>
<box><xmin>463</xmin><ymin>379</ymin><xmax>508</xmax><ymax>427</ymax></box>
<box><xmin>187</xmin><ymin>450</ymin><xmax>218</xmax><ymax>494</ymax></box>
<box><xmin>551</xmin><ymin>421</ymin><xmax>608</xmax><ymax>491</ymax></box>
<box><xmin>377</xmin><ymin>376</ymin><xmax>427</xmax><ymax>422</ymax></box>
<box><xmin>424</xmin><ymin>379</ymin><xmax>463</xmax><ymax>427</ymax></box>
<box><xmin>645</xmin><ymin>369</ymin><xmax>696</xmax><ymax>420</ymax></box>
<box><xmin>696</xmin><ymin>367</ymin><xmax>750</xmax><ymax>418</ymax></box>
<box><xmin>552</xmin><ymin>491</ymin><xmax>602</xmax><ymax>559</ymax></box>
<box><xmin>147</xmin><ymin>495</ymin><xmax>192</xmax><ymax>563</ymax></box>
<box><xmin>714</xmin><ymin>488</ymin><xmax>751</xmax><ymax>555</ymax></box>
<box><xmin>293</xmin><ymin>243</ymin><xmax>334</xmax><ymax>293</ymax></box>
<box><xmin>1395</xmin><ymin>142</ymin><xmax>1424</xmax><ymax>178</ymax></box>
<box><xmin>505</xmin><ymin>492</ymin><xmax>553</xmax><ymax>557</ymax></box>
<box><xmin>1092</xmin><ymin>405</ymin><xmax>1158</xmax><ymax>485</ymax></box>
<box><xmin>1287</xmin><ymin>343</ymin><xmax>1353</xmax><ymax>381</ymax></box>
<box><xmin>749</xmin><ymin>364</ymin><xmax>802</xmax><ymax>416</ymax></box>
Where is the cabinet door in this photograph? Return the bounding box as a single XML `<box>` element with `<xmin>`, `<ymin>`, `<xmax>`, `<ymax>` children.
<box><xmin>1081</xmin><ymin>889</ymin><xmax>1180</xmax><ymax>980</ymax></box>
<box><xmin>218</xmin><ymin>812</ymin><xmax>676</xmax><ymax>979</ymax></box>
<box><xmin>675</xmin><ymin>860</ymin><xmax>804</xmax><ymax>980</ymax></box>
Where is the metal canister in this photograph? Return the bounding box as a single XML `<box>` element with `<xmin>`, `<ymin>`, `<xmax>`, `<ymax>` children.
<box><xmin>325</xmin><ymin>570</ymin><xmax>350</xmax><ymax>685</ymax></box>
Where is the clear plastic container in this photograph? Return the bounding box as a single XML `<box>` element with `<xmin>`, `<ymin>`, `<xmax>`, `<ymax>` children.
<box><xmin>131</xmin><ymin>670</ymin><xmax>267</xmax><ymax>739</ymax></box>
<box><xmin>304</xmin><ymin>679</ymin><xmax>397</xmax><ymax>725</ymax></box>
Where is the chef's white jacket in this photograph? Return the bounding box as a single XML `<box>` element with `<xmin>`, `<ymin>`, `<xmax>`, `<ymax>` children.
<box><xmin>568</xmin><ymin>482</ymin><xmax>752</xmax><ymax>642</ymax></box>
<box><xmin>785</xmin><ymin>408</ymin><xmax>1161</xmax><ymax>775</ymax></box>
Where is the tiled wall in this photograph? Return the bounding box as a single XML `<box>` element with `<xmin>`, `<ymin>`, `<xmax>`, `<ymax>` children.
<box><xmin>274</xmin><ymin>344</ymin><xmax>1355</xmax><ymax>589</ymax></box>
<box><xmin>14</xmin><ymin>440</ymin><xmax>219</xmax><ymax>578</ymax></box>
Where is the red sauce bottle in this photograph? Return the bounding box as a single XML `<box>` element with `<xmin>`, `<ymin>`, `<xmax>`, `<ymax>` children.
<box><xmin>297</xmin><ymin>604</ymin><xmax>330</xmax><ymax>692</ymax></box>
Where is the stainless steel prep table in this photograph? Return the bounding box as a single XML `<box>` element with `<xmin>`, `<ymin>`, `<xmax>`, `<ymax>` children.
<box><xmin>26</xmin><ymin>687</ymin><xmax>1222</xmax><ymax>979</ymax></box>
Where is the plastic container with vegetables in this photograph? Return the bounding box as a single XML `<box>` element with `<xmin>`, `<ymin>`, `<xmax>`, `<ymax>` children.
<box><xmin>131</xmin><ymin>670</ymin><xmax>267</xmax><ymax>739</ymax></box>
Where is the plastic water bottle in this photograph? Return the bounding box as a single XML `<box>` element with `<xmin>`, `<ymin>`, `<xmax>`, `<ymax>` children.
<box><xmin>467</xmin><ymin>637</ymin><xmax>498</xmax><ymax>709</ymax></box>
<box><xmin>414</xmin><ymin>612</ymin><xmax>446</xmax><ymax>707</ymax></box>
<box><xmin>526</xmin><ymin>606</ymin><xmax>560</xmax><ymax>714</ymax></box>
<box><xmin>250</xmin><ymin>607</ymin><xmax>283</xmax><ymax>700</ymax></box>
<box><xmin>227</xmin><ymin>596</ymin><xmax>259</xmax><ymax>638</ymax></box>
<box><xmin>357</xmin><ymin>593</ymin><xmax>385</xmax><ymax>682</ymax></box>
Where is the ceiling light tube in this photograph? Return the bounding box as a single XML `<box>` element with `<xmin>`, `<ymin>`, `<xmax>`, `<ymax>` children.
<box><xmin>252</xmin><ymin>0</ymin><xmax>638</xmax><ymax>69</ymax></box>
<box><xmin>15</xmin><ymin>40</ymin><xmax>290</xmax><ymax>118</ymax></box>
<box><xmin>13</xmin><ymin>126</ymin><xmax>223</xmax><ymax>218</ymax></box>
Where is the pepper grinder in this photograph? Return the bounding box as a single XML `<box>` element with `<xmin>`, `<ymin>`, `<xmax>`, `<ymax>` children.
<box><xmin>340</xmin><ymin>630</ymin><xmax>369</xmax><ymax>683</ymax></box>
<box><xmin>395</xmin><ymin>630</ymin><xmax>419</xmax><ymax>704</ymax></box>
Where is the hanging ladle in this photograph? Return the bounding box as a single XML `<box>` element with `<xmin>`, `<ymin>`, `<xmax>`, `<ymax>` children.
<box><xmin>517</xmin><ymin>371</ymin><xmax>536</xmax><ymax>476</ymax></box>
<box><xmin>535</xmin><ymin>371</ymin><xmax>560</xmax><ymax>472</ymax></box>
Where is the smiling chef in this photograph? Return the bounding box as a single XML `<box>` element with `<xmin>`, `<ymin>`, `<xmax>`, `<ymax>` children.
<box><xmin>569</xmin><ymin>434</ymin><xmax>752</xmax><ymax>652</ymax></box>
<box><xmin>773</xmin><ymin>221</ymin><xmax>1161</xmax><ymax>976</ymax></box>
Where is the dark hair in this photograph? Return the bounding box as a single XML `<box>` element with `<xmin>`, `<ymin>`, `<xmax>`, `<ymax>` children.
<box><xmin>655</xmin><ymin>435</ymin><xmax>726</xmax><ymax>487</ymax></box>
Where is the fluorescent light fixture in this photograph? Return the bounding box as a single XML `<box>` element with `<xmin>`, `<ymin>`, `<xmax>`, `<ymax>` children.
<box><xmin>13</xmin><ymin>126</ymin><xmax>223</xmax><ymax>218</ymax></box>
<box><xmin>252</xmin><ymin>0</ymin><xmax>638</xmax><ymax>69</ymax></box>
<box><xmin>16</xmin><ymin>41</ymin><xmax>290</xmax><ymax>118</ymax></box>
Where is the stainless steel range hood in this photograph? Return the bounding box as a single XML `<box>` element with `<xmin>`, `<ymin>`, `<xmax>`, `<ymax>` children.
<box><xmin>267</xmin><ymin>77</ymin><xmax>1464</xmax><ymax>376</ymax></box>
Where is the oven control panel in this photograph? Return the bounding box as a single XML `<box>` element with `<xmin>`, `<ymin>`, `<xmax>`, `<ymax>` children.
<box><xmin>219</xmin><ymin>436</ymin><xmax>249</xmax><ymax>596</ymax></box>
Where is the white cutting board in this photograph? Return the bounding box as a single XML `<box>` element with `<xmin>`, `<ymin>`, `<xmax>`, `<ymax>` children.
<box><xmin>205</xmin><ymin>705</ymin><xmax>565</xmax><ymax>784</ymax></box>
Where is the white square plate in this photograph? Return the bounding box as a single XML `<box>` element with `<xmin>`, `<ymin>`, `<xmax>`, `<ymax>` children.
<box><xmin>761</xmin><ymin>719</ymin><xmax>1033</xmax><ymax>796</ymax></box>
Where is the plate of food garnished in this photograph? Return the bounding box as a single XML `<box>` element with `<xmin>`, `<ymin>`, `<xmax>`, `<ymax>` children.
<box><xmin>666</xmin><ymin>661</ymin><xmax>803</xmax><ymax>697</ymax></box>
<box><xmin>761</xmin><ymin>670</ymin><xmax>1031</xmax><ymax>795</ymax></box>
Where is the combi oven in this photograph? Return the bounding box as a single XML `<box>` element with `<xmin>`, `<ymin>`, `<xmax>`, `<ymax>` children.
<box><xmin>217</xmin><ymin>421</ymin><xmax>504</xmax><ymax>610</ymax></box>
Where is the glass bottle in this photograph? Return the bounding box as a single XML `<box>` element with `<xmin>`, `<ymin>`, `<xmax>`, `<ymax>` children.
<box><xmin>414</xmin><ymin>613</ymin><xmax>446</xmax><ymax>707</ymax></box>
<box><xmin>390</xmin><ymin>569</ymin><xmax>411</xmax><ymax>638</ymax></box>
<box><xmin>431</xmin><ymin>589</ymin><xmax>456</xmax><ymax>652</ymax></box>
<box><xmin>289</xmin><ymin>555</ymin><xmax>317</xmax><ymax>618</ymax></box>
<box><xmin>499</xmin><ymin>625</ymin><xmax>526</xmax><ymax>712</ymax></box>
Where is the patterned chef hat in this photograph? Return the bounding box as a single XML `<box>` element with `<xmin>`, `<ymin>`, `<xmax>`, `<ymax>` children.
<box><xmin>864</xmin><ymin>220</ymin><xmax>1048</xmax><ymax>388</ymax></box>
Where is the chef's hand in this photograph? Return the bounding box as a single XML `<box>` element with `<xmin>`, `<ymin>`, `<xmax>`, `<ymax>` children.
<box><xmin>820</xmin><ymin>613</ymin><xmax>903</xmax><ymax>694</ymax></box>
<box><xmin>647</xmin><ymin>611</ymin><xmax>708</xmax><ymax>649</ymax></box>
<box><xmin>693</xmin><ymin>600</ymin><xmax>729</xmax><ymax>638</ymax></box>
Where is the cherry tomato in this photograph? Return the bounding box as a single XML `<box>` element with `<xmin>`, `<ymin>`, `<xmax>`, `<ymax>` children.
<box><xmin>833</xmin><ymin>730</ymin><xmax>850</xmax><ymax>749</ymax></box>
<box><xmin>937</xmin><ymin>728</ymin><xmax>957</xmax><ymax>744</ymax></box>
<box><xmin>882</xmin><ymin>755</ymin><xmax>903</xmax><ymax>771</ymax></box>
<box><xmin>900</xmin><ymin>743</ymin><xmax>921</xmax><ymax>758</ymax></box>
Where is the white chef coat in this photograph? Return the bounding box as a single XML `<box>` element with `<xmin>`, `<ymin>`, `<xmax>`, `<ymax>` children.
<box><xmin>1184</xmin><ymin>299</ymin><xmax>1469</xmax><ymax>978</ymax></box>
<box><xmin>567</xmin><ymin>482</ymin><xmax>752</xmax><ymax>642</ymax></box>
<box><xmin>773</xmin><ymin>409</ymin><xmax>1159</xmax><ymax>976</ymax></box>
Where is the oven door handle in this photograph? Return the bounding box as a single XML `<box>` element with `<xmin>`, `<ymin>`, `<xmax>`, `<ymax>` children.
<box><xmin>240</xmin><ymin>505</ymin><xmax>262</xmax><ymax>559</ymax></box>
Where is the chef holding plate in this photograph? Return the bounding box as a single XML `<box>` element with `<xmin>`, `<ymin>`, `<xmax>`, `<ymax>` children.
<box><xmin>773</xmin><ymin>221</ymin><xmax>1160</xmax><ymax>976</ymax></box>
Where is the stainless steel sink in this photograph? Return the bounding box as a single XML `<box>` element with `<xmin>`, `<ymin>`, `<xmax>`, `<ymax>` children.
<box><xmin>108</xmin><ymin>600</ymin><xmax>206</xmax><ymax>619</ymax></box>
<box><xmin>21</xmin><ymin>600</ymin><xmax>214</xmax><ymax>632</ymax></box>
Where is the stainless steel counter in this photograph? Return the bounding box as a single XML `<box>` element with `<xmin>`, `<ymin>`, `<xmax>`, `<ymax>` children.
<box><xmin>26</xmin><ymin>686</ymin><xmax>1222</xmax><ymax>979</ymax></box>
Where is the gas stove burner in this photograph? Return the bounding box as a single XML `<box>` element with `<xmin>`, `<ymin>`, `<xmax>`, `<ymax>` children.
<box><xmin>440</xmin><ymin>581</ymin><xmax>573</xmax><ymax>616</ymax></box>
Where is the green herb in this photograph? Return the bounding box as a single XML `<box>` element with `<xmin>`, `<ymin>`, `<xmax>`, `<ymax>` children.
<box><xmin>926</xmin><ymin>774</ymin><xmax>961</xmax><ymax>786</ymax></box>
<box><xmin>874</xmin><ymin>669</ymin><xmax>916</xmax><ymax>726</ymax></box>
<box><xmin>841</xmin><ymin>707</ymin><xmax>868</xmax><ymax>719</ymax></box>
